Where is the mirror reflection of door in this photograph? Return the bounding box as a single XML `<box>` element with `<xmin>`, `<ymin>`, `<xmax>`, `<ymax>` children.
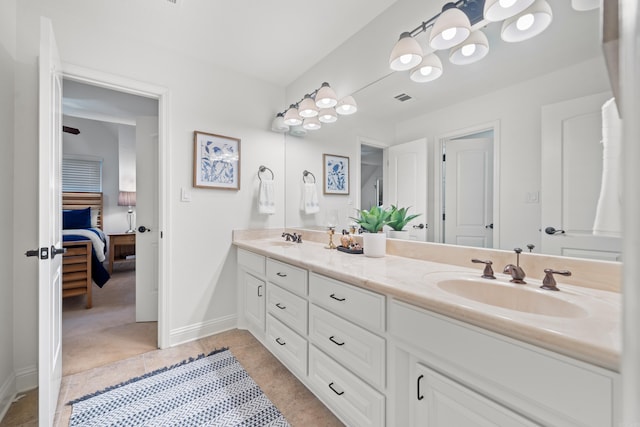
<box><xmin>360</xmin><ymin>144</ymin><xmax>384</xmax><ymax>210</ymax></box>
<box><xmin>442</xmin><ymin>131</ymin><xmax>494</xmax><ymax>248</ymax></box>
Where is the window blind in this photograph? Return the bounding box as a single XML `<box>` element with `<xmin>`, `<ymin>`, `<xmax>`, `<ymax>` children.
<box><xmin>62</xmin><ymin>158</ymin><xmax>103</xmax><ymax>192</ymax></box>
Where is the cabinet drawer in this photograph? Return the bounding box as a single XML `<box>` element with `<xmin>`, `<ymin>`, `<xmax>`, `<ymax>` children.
<box><xmin>309</xmin><ymin>273</ymin><xmax>385</xmax><ymax>332</ymax></box>
<box><xmin>309</xmin><ymin>304</ymin><xmax>385</xmax><ymax>389</ymax></box>
<box><xmin>266</xmin><ymin>259</ymin><xmax>307</xmax><ymax>296</ymax></box>
<box><xmin>266</xmin><ymin>314</ymin><xmax>307</xmax><ymax>377</ymax></box>
<box><xmin>391</xmin><ymin>300</ymin><xmax>615</xmax><ymax>427</ymax></box>
<box><xmin>308</xmin><ymin>345</ymin><xmax>385</xmax><ymax>427</ymax></box>
<box><xmin>237</xmin><ymin>248</ymin><xmax>265</xmax><ymax>276</ymax></box>
<box><xmin>267</xmin><ymin>283</ymin><xmax>308</xmax><ymax>335</ymax></box>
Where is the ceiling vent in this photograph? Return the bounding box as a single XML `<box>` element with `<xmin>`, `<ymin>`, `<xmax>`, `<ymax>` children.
<box><xmin>394</xmin><ymin>93</ymin><xmax>413</xmax><ymax>102</ymax></box>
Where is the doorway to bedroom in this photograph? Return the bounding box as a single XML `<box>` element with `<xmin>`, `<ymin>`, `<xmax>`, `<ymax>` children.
<box><xmin>60</xmin><ymin>79</ymin><xmax>159</xmax><ymax>375</ymax></box>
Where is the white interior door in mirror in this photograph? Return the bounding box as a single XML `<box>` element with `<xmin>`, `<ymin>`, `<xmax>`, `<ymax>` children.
<box><xmin>443</xmin><ymin>138</ymin><xmax>493</xmax><ymax>248</ymax></box>
<box><xmin>388</xmin><ymin>139</ymin><xmax>427</xmax><ymax>241</ymax></box>
<box><xmin>541</xmin><ymin>92</ymin><xmax>622</xmax><ymax>261</ymax></box>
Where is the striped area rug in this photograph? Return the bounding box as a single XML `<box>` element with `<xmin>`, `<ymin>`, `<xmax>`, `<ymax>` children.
<box><xmin>69</xmin><ymin>348</ymin><xmax>290</xmax><ymax>426</ymax></box>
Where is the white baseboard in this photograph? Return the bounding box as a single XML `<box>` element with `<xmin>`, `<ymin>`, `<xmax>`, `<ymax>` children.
<box><xmin>0</xmin><ymin>372</ymin><xmax>16</xmax><ymax>423</ymax></box>
<box><xmin>169</xmin><ymin>314</ymin><xmax>237</xmax><ymax>347</ymax></box>
<box><xmin>14</xmin><ymin>365</ymin><xmax>37</xmax><ymax>393</ymax></box>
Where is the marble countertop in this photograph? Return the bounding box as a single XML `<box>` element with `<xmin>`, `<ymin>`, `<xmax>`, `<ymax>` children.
<box><xmin>233</xmin><ymin>235</ymin><xmax>621</xmax><ymax>372</ymax></box>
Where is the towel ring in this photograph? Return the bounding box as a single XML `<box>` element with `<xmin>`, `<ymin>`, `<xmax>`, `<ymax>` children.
<box><xmin>303</xmin><ymin>170</ymin><xmax>316</xmax><ymax>183</ymax></box>
<box><xmin>258</xmin><ymin>165</ymin><xmax>274</xmax><ymax>182</ymax></box>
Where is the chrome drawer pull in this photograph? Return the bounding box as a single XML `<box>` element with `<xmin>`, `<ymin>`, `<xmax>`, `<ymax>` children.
<box><xmin>329</xmin><ymin>293</ymin><xmax>346</xmax><ymax>302</ymax></box>
<box><xmin>328</xmin><ymin>382</ymin><xmax>344</xmax><ymax>396</ymax></box>
<box><xmin>257</xmin><ymin>285</ymin><xmax>263</xmax><ymax>297</ymax></box>
<box><xmin>275</xmin><ymin>303</ymin><xmax>286</xmax><ymax>310</ymax></box>
<box><xmin>417</xmin><ymin>374</ymin><xmax>424</xmax><ymax>401</ymax></box>
<box><xmin>276</xmin><ymin>272</ymin><xmax>287</xmax><ymax>277</ymax></box>
<box><xmin>275</xmin><ymin>337</ymin><xmax>286</xmax><ymax>346</ymax></box>
<box><xmin>329</xmin><ymin>336</ymin><xmax>345</xmax><ymax>346</ymax></box>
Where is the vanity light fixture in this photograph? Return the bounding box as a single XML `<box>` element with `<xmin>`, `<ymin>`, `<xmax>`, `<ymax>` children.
<box><xmin>272</xmin><ymin>82</ymin><xmax>357</xmax><ymax>136</ymax></box>
<box><xmin>389</xmin><ymin>0</ymin><xmax>553</xmax><ymax>81</ymax></box>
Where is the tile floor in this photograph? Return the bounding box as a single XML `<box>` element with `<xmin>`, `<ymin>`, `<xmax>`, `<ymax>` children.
<box><xmin>1</xmin><ymin>269</ymin><xmax>343</xmax><ymax>426</ymax></box>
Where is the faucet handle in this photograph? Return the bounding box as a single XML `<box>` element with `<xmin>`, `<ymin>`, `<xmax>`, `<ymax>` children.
<box><xmin>471</xmin><ymin>259</ymin><xmax>496</xmax><ymax>279</ymax></box>
<box><xmin>541</xmin><ymin>268</ymin><xmax>572</xmax><ymax>291</ymax></box>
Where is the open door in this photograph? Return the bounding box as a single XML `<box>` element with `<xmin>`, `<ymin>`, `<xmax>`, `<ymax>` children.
<box><xmin>38</xmin><ymin>16</ymin><xmax>64</xmax><ymax>426</ymax></box>
<box><xmin>388</xmin><ymin>139</ymin><xmax>428</xmax><ymax>240</ymax></box>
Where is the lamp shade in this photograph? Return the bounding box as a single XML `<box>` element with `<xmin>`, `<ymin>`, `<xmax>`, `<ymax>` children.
<box><xmin>118</xmin><ymin>191</ymin><xmax>136</xmax><ymax>207</ymax></box>
<box><xmin>389</xmin><ymin>32</ymin><xmax>423</xmax><ymax>71</ymax></box>
<box><xmin>318</xmin><ymin>108</ymin><xmax>338</xmax><ymax>123</ymax></box>
<box><xmin>315</xmin><ymin>83</ymin><xmax>338</xmax><ymax>108</ymax></box>
<box><xmin>429</xmin><ymin>3</ymin><xmax>471</xmax><ymax>50</ymax></box>
<box><xmin>571</xmin><ymin>0</ymin><xmax>599</xmax><ymax>11</ymax></box>
<box><xmin>335</xmin><ymin>96</ymin><xmax>358</xmax><ymax>115</ymax></box>
<box><xmin>288</xmin><ymin>125</ymin><xmax>307</xmax><ymax>137</ymax></box>
<box><xmin>298</xmin><ymin>95</ymin><xmax>319</xmax><ymax>118</ymax></box>
<box><xmin>449</xmin><ymin>30</ymin><xmax>489</xmax><ymax>65</ymax></box>
<box><xmin>501</xmin><ymin>0</ymin><xmax>552</xmax><ymax>43</ymax></box>
<box><xmin>483</xmin><ymin>0</ymin><xmax>535</xmax><ymax>21</ymax></box>
<box><xmin>302</xmin><ymin>116</ymin><xmax>321</xmax><ymax>130</ymax></box>
<box><xmin>410</xmin><ymin>54</ymin><xmax>444</xmax><ymax>82</ymax></box>
<box><xmin>283</xmin><ymin>104</ymin><xmax>302</xmax><ymax>126</ymax></box>
<box><xmin>271</xmin><ymin>113</ymin><xmax>290</xmax><ymax>132</ymax></box>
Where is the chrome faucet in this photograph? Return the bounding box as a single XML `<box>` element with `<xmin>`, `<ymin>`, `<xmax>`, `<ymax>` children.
<box><xmin>503</xmin><ymin>248</ymin><xmax>526</xmax><ymax>284</ymax></box>
<box><xmin>282</xmin><ymin>232</ymin><xmax>302</xmax><ymax>243</ymax></box>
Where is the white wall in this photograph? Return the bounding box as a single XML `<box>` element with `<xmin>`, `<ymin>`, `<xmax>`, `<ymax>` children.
<box><xmin>118</xmin><ymin>124</ymin><xmax>136</xmax><ymax>193</ymax></box>
<box><xmin>62</xmin><ymin>116</ymin><xmax>132</xmax><ymax>235</ymax></box>
<box><xmin>394</xmin><ymin>56</ymin><xmax>611</xmax><ymax>251</ymax></box>
<box><xmin>12</xmin><ymin>0</ymin><xmax>286</xmax><ymax>382</ymax></box>
<box><xmin>0</xmin><ymin>0</ymin><xmax>16</xmax><ymax>414</ymax></box>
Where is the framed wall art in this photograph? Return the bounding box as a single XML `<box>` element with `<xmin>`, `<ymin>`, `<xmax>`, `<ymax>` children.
<box><xmin>193</xmin><ymin>131</ymin><xmax>241</xmax><ymax>190</ymax></box>
<box><xmin>323</xmin><ymin>153</ymin><xmax>349</xmax><ymax>195</ymax></box>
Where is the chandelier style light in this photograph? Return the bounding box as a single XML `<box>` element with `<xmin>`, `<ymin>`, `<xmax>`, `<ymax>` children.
<box><xmin>271</xmin><ymin>82</ymin><xmax>357</xmax><ymax>135</ymax></box>
<box><xmin>389</xmin><ymin>0</ymin><xmax>553</xmax><ymax>83</ymax></box>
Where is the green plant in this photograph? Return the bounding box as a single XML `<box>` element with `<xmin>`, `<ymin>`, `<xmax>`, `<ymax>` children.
<box><xmin>387</xmin><ymin>205</ymin><xmax>421</xmax><ymax>231</ymax></box>
<box><xmin>350</xmin><ymin>206</ymin><xmax>392</xmax><ymax>233</ymax></box>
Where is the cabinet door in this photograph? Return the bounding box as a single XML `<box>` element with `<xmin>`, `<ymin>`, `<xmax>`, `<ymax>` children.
<box><xmin>413</xmin><ymin>363</ymin><xmax>539</xmax><ymax>427</ymax></box>
<box><xmin>243</xmin><ymin>271</ymin><xmax>265</xmax><ymax>331</ymax></box>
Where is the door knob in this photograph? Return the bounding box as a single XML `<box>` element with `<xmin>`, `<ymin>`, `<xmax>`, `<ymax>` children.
<box><xmin>413</xmin><ymin>223</ymin><xmax>425</xmax><ymax>229</ymax></box>
<box><xmin>138</xmin><ymin>226</ymin><xmax>151</xmax><ymax>233</ymax></box>
<box><xmin>544</xmin><ymin>226</ymin><xmax>565</xmax><ymax>235</ymax></box>
<box><xmin>51</xmin><ymin>246</ymin><xmax>66</xmax><ymax>259</ymax></box>
<box><xmin>485</xmin><ymin>223</ymin><xmax>494</xmax><ymax>229</ymax></box>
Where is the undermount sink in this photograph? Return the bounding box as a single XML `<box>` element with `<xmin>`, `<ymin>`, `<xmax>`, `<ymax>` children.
<box><xmin>437</xmin><ymin>278</ymin><xmax>588</xmax><ymax>318</ymax></box>
<box><xmin>267</xmin><ymin>240</ymin><xmax>299</xmax><ymax>247</ymax></box>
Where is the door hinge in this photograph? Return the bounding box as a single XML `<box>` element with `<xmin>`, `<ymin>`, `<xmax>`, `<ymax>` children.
<box><xmin>160</xmin><ymin>231</ymin><xmax>163</xmax><ymax>238</ymax></box>
<box><xmin>442</xmin><ymin>153</ymin><xmax>446</xmax><ymax>162</ymax></box>
<box><xmin>442</xmin><ymin>213</ymin><xmax>446</xmax><ymax>221</ymax></box>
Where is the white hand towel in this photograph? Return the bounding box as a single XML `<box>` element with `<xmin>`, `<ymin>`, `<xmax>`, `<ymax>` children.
<box><xmin>300</xmin><ymin>182</ymin><xmax>320</xmax><ymax>214</ymax></box>
<box><xmin>593</xmin><ymin>97</ymin><xmax>622</xmax><ymax>237</ymax></box>
<box><xmin>258</xmin><ymin>179</ymin><xmax>276</xmax><ymax>215</ymax></box>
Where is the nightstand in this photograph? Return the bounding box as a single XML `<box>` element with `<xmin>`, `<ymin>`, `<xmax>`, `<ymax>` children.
<box><xmin>108</xmin><ymin>233</ymin><xmax>136</xmax><ymax>274</ymax></box>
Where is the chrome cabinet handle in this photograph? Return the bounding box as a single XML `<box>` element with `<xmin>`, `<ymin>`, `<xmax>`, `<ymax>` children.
<box><xmin>257</xmin><ymin>285</ymin><xmax>262</xmax><ymax>297</ymax></box>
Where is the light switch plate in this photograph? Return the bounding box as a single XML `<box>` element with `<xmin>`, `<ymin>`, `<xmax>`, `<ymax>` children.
<box><xmin>181</xmin><ymin>187</ymin><xmax>192</xmax><ymax>202</ymax></box>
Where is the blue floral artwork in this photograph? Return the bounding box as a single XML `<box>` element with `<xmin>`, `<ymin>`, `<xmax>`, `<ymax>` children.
<box><xmin>194</xmin><ymin>132</ymin><xmax>240</xmax><ymax>190</ymax></box>
<box><xmin>324</xmin><ymin>154</ymin><xmax>349</xmax><ymax>195</ymax></box>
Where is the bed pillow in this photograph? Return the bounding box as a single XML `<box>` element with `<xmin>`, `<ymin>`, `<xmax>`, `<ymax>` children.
<box><xmin>63</xmin><ymin>208</ymin><xmax>91</xmax><ymax>229</ymax></box>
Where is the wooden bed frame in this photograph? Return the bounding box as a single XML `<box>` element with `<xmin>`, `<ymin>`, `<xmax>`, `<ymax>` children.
<box><xmin>62</xmin><ymin>192</ymin><xmax>104</xmax><ymax>309</ymax></box>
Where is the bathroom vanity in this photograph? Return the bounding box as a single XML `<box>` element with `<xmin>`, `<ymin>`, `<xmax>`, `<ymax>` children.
<box><xmin>234</xmin><ymin>229</ymin><xmax>621</xmax><ymax>427</ymax></box>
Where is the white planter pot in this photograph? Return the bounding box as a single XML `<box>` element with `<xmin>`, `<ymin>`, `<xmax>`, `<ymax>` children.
<box><xmin>387</xmin><ymin>230</ymin><xmax>409</xmax><ymax>240</ymax></box>
<box><xmin>362</xmin><ymin>232</ymin><xmax>387</xmax><ymax>258</ymax></box>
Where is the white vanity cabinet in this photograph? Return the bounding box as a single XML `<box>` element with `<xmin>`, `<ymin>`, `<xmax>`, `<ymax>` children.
<box><xmin>390</xmin><ymin>299</ymin><xmax>620</xmax><ymax>427</ymax></box>
<box><xmin>237</xmin><ymin>249</ymin><xmax>266</xmax><ymax>336</ymax></box>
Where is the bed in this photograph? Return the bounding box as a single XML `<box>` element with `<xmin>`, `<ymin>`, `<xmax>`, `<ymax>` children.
<box><xmin>62</xmin><ymin>192</ymin><xmax>111</xmax><ymax>308</ymax></box>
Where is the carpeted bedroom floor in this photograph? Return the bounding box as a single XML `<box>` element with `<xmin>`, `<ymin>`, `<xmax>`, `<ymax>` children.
<box><xmin>1</xmin><ymin>267</ymin><xmax>343</xmax><ymax>426</ymax></box>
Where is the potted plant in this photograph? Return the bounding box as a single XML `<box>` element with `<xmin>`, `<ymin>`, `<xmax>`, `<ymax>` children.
<box><xmin>351</xmin><ymin>206</ymin><xmax>391</xmax><ymax>257</ymax></box>
<box><xmin>387</xmin><ymin>205</ymin><xmax>421</xmax><ymax>239</ymax></box>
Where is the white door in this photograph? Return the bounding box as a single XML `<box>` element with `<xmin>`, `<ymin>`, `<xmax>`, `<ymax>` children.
<box><xmin>135</xmin><ymin>117</ymin><xmax>159</xmax><ymax>321</ymax></box>
<box><xmin>540</xmin><ymin>92</ymin><xmax>622</xmax><ymax>261</ymax></box>
<box><xmin>38</xmin><ymin>17</ymin><xmax>63</xmax><ymax>426</ymax></box>
<box><xmin>388</xmin><ymin>139</ymin><xmax>428</xmax><ymax>241</ymax></box>
<box><xmin>412</xmin><ymin>363</ymin><xmax>539</xmax><ymax>426</ymax></box>
<box><xmin>443</xmin><ymin>138</ymin><xmax>493</xmax><ymax>247</ymax></box>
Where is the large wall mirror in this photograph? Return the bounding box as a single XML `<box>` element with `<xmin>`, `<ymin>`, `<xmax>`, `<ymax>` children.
<box><xmin>282</xmin><ymin>0</ymin><xmax>621</xmax><ymax>261</ymax></box>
